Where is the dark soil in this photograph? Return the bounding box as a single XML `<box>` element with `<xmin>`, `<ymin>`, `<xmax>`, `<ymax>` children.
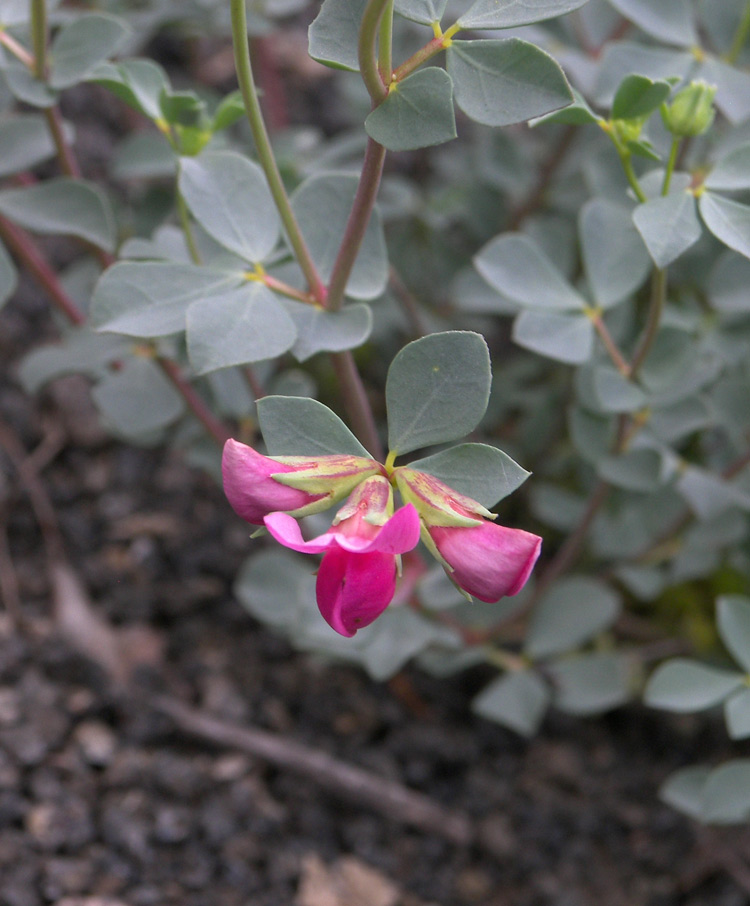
<box><xmin>3</xmin><ymin>26</ymin><xmax>750</xmax><ymax>906</ymax></box>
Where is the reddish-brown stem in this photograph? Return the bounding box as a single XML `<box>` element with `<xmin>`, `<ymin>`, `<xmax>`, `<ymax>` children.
<box><xmin>43</xmin><ymin>107</ymin><xmax>82</xmax><ymax>178</ymax></box>
<box><xmin>0</xmin><ymin>29</ymin><xmax>35</xmax><ymax>68</ymax></box>
<box><xmin>330</xmin><ymin>352</ymin><xmax>384</xmax><ymax>461</ymax></box>
<box><xmin>326</xmin><ymin>138</ymin><xmax>387</xmax><ymax>312</ymax></box>
<box><xmin>156</xmin><ymin>359</ymin><xmax>230</xmax><ymax>446</ymax></box>
<box><xmin>0</xmin><ymin>215</ymin><xmax>86</xmax><ymax>325</ymax></box>
<box><xmin>589</xmin><ymin>311</ymin><xmax>630</xmax><ymax>376</ymax></box>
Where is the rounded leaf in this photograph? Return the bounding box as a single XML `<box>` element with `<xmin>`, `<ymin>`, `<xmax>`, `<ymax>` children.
<box><xmin>386</xmin><ymin>331</ymin><xmax>491</xmax><ymax>455</ymax></box>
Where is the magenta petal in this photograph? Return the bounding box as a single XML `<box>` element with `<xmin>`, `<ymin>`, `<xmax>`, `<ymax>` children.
<box><xmin>334</xmin><ymin>504</ymin><xmax>422</xmax><ymax>554</ymax></box>
<box><xmin>430</xmin><ymin>522</ymin><xmax>542</xmax><ymax>602</ymax></box>
<box><xmin>316</xmin><ymin>548</ymin><xmax>397</xmax><ymax>636</ymax></box>
<box><xmin>222</xmin><ymin>439</ymin><xmax>320</xmax><ymax>525</ymax></box>
<box><xmin>263</xmin><ymin>512</ymin><xmax>334</xmax><ymax>553</ymax></box>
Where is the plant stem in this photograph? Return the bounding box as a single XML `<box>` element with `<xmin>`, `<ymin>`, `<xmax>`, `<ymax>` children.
<box><xmin>725</xmin><ymin>1</ymin><xmax>750</xmax><ymax>63</ymax></box>
<box><xmin>44</xmin><ymin>107</ymin><xmax>82</xmax><ymax>178</ymax></box>
<box><xmin>392</xmin><ymin>33</ymin><xmax>448</xmax><ymax>83</ymax></box>
<box><xmin>378</xmin><ymin>0</ymin><xmax>394</xmax><ymax>83</ymax></box>
<box><xmin>661</xmin><ymin>138</ymin><xmax>680</xmax><ymax>195</ymax></box>
<box><xmin>0</xmin><ymin>29</ymin><xmax>34</xmax><ymax>68</ymax></box>
<box><xmin>229</xmin><ymin>0</ymin><xmax>325</xmax><ymax>302</ymax></box>
<box><xmin>359</xmin><ymin>0</ymin><xmax>391</xmax><ymax>103</ymax></box>
<box><xmin>30</xmin><ymin>0</ymin><xmax>47</xmax><ymax>80</ymax></box>
<box><xmin>619</xmin><ymin>151</ymin><xmax>647</xmax><ymax>203</ymax></box>
<box><xmin>534</xmin><ymin>479</ymin><xmax>610</xmax><ymax>598</ymax></box>
<box><xmin>330</xmin><ymin>352</ymin><xmax>384</xmax><ymax>461</ymax></box>
<box><xmin>0</xmin><ymin>215</ymin><xmax>85</xmax><ymax>325</ymax></box>
<box><xmin>588</xmin><ymin>310</ymin><xmax>630</xmax><ymax>377</ymax></box>
<box><xmin>326</xmin><ymin>138</ymin><xmax>386</xmax><ymax>312</ymax></box>
<box><xmin>156</xmin><ymin>359</ymin><xmax>230</xmax><ymax>445</ymax></box>
<box><xmin>630</xmin><ymin>267</ymin><xmax>666</xmax><ymax>378</ymax></box>
<box><xmin>176</xmin><ymin>190</ymin><xmax>202</xmax><ymax>264</ymax></box>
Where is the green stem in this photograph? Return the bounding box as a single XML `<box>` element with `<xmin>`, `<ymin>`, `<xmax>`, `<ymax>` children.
<box><xmin>378</xmin><ymin>0</ymin><xmax>394</xmax><ymax>84</ymax></box>
<box><xmin>392</xmin><ymin>34</ymin><xmax>447</xmax><ymax>82</ymax></box>
<box><xmin>176</xmin><ymin>190</ymin><xmax>202</xmax><ymax>264</ymax></box>
<box><xmin>619</xmin><ymin>151</ymin><xmax>647</xmax><ymax>203</ymax></box>
<box><xmin>326</xmin><ymin>138</ymin><xmax>387</xmax><ymax>312</ymax></box>
<box><xmin>30</xmin><ymin>0</ymin><xmax>47</xmax><ymax>80</ymax></box>
<box><xmin>330</xmin><ymin>352</ymin><xmax>384</xmax><ymax>461</ymax></box>
<box><xmin>229</xmin><ymin>0</ymin><xmax>325</xmax><ymax>302</ymax></box>
<box><xmin>359</xmin><ymin>0</ymin><xmax>391</xmax><ymax>103</ymax></box>
<box><xmin>725</xmin><ymin>1</ymin><xmax>750</xmax><ymax>63</ymax></box>
<box><xmin>661</xmin><ymin>138</ymin><xmax>680</xmax><ymax>195</ymax></box>
<box><xmin>630</xmin><ymin>267</ymin><xmax>667</xmax><ymax>378</ymax></box>
<box><xmin>43</xmin><ymin>107</ymin><xmax>81</xmax><ymax>178</ymax></box>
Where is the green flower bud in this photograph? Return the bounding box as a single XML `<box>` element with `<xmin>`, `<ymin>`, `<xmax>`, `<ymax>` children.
<box><xmin>662</xmin><ymin>80</ymin><xmax>717</xmax><ymax>137</ymax></box>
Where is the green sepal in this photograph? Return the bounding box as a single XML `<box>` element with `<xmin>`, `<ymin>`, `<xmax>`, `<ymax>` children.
<box><xmin>393</xmin><ymin>467</ymin><xmax>489</xmax><ymax>527</ymax></box>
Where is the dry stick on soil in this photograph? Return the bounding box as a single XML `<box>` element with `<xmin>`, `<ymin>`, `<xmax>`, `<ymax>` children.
<box><xmin>0</xmin><ymin>423</ymin><xmax>472</xmax><ymax>842</ymax></box>
<box><xmin>153</xmin><ymin>694</ymin><xmax>473</xmax><ymax>846</ymax></box>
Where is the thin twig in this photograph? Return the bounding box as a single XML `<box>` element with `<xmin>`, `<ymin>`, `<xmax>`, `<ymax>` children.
<box><xmin>507</xmin><ymin>126</ymin><xmax>577</xmax><ymax>230</ymax></box>
<box><xmin>330</xmin><ymin>351</ymin><xmax>384</xmax><ymax>461</ymax></box>
<box><xmin>153</xmin><ymin>694</ymin><xmax>473</xmax><ymax>845</ymax></box>
<box><xmin>389</xmin><ymin>267</ymin><xmax>428</xmax><ymax>339</ymax></box>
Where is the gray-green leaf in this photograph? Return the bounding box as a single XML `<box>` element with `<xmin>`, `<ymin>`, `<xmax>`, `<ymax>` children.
<box><xmin>179</xmin><ymin>152</ymin><xmax>280</xmax><ymax>263</ymax></box>
<box><xmin>308</xmin><ymin>0</ymin><xmax>367</xmax><ymax>71</ymax></box>
<box><xmin>386</xmin><ymin>331</ymin><xmax>492</xmax><ymax>455</ymax></box>
<box><xmin>526</xmin><ymin>577</ymin><xmax>621</xmax><ymax>659</ymax></box>
<box><xmin>0</xmin><ymin>239</ymin><xmax>17</xmax><ymax>310</ymax></box>
<box><xmin>365</xmin><ymin>68</ymin><xmax>456</xmax><ymax>152</ymax></box>
<box><xmin>285</xmin><ymin>301</ymin><xmax>372</xmax><ymax>362</ymax></box>
<box><xmin>717</xmin><ymin>595</ymin><xmax>750</xmax><ymax>673</ymax></box>
<box><xmin>472</xmin><ymin>670</ymin><xmax>550</xmax><ymax>737</ymax></box>
<box><xmin>0</xmin><ymin>179</ymin><xmax>116</xmax><ymax>252</ymax></box>
<box><xmin>447</xmin><ymin>39</ymin><xmax>573</xmax><ymax>127</ymax></box>
<box><xmin>644</xmin><ymin>658</ymin><xmax>745</xmax><ymax>711</ymax></box>
<box><xmin>475</xmin><ymin>233</ymin><xmax>585</xmax><ymax>311</ymax></box>
<box><xmin>699</xmin><ymin>192</ymin><xmax>750</xmax><ymax>260</ymax></box>
<box><xmin>92</xmin><ymin>262</ymin><xmax>241</xmax><ymax>337</ymax></box>
<box><xmin>408</xmin><ymin>443</ymin><xmax>530</xmax><ymax>508</ymax></box>
<box><xmin>580</xmin><ymin>198</ymin><xmax>651</xmax><ymax>307</ymax></box>
<box><xmin>458</xmin><ymin>0</ymin><xmax>590</xmax><ymax>29</ymax></box>
<box><xmin>186</xmin><ymin>284</ymin><xmax>296</xmax><ymax>374</ymax></box>
<box><xmin>633</xmin><ymin>191</ymin><xmax>702</xmax><ymax>268</ymax></box>
<box><xmin>257</xmin><ymin>396</ymin><xmax>372</xmax><ymax>458</ymax></box>
<box><xmin>49</xmin><ymin>13</ymin><xmax>130</xmax><ymax>90</ymax></box>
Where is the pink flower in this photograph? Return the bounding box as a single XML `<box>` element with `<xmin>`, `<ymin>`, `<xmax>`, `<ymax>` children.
<box><xmin>427</xmin><ymin>522</ymin><xmax>541</xmax><ymax>602</ymax></box>
<box><xmin>394</xmin><ymin>467</ymin><xmax>541</xmax><ymax>602</ymax></box>
<box><xmin>264</xmin><ymin>476</ymin><xmax>421</xmax><ymax>636</ymax></box>
<box><xmin>222</xmin><ymin>438</ymin><xmax>380</xmax><ymax>525</ymax></box>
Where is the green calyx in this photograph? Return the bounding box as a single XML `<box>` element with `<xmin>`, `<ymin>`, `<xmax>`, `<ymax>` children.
<box><xmin>662</xmin><ymin>80</ymin><xmax>717</xmax><ymax>137</ymax></box>
<box><xmin>393</xmin><ymin>467</ymin><xmax>489</xmax><ymax>528</ymax></box>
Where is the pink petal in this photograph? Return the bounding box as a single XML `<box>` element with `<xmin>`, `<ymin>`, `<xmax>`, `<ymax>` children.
<box><xmin>263</xmin><ymin>512</ymin><xmax>335</xmax><ymax>553</ymax></box>
<box><xmin>430</xmin><ymin>522</ymin><xmax>542</xmax><ymax>602</ymax></box>
<box><xmin>222</xmin><ymin>439</ymin><xmax>321</xmax><ymax>525</ymax></box>
<box><xmin>316</xmin><ymin>548</ymin><xmax>397</xmax><ymax>636</ymax></box>
<box><xmin>335</xmin><ymin>504</ymin><xmax>422</xmax><ymax>554</ymax></box>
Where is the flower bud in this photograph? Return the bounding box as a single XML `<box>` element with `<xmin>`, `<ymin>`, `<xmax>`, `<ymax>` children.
<box><xmin>662</xmin><ymin>80</ymin><xmax>717</xmax><ymax>137</ymax></box>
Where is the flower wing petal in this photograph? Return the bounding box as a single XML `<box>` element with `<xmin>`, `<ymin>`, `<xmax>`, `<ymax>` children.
<box><xmin>263</xmin><ymin>512</ymin><xmax>335</xmax><ymax>553</ymax></box>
